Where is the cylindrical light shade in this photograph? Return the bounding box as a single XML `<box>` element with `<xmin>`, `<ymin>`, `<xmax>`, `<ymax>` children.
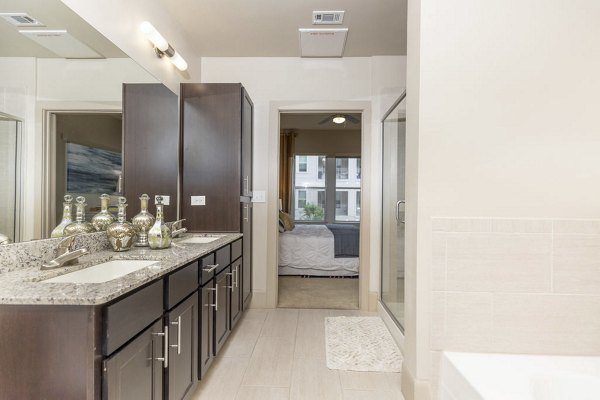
<box><xmin>140</xmin><ymin>21</ymin><xmax>169</xmax><ymax>52</ymax></box>
<box><xmin>169</xmin><ymin>51</ymin><xmax>188</xmax><ymax>71</ymax></box>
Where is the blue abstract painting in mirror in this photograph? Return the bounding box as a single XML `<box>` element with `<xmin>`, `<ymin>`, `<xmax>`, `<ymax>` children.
<box><xmin>66</xmin><ymin>143</ymin><xmax>121</xmax><ymax>193</ymax></box>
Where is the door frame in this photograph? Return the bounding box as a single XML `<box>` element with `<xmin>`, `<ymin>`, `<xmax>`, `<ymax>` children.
<box><xmin>0</xmin><ymin>112</ymin><xmax>24</xmax><ymax>243</ymax></box>
<box><xmin>267</xmin><ymin>101</ymin><xmax>373</xmax><ymax>310</ymax></box>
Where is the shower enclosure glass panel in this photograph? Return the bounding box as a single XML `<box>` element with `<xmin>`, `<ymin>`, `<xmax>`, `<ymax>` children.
<box><xmin>0</xmin><ymin>117</ymin><xmax>21</xmax><ymax>243</ymax></box>
<box><xmin>381</xmin><ymin>93</ymin><xmax>406</xmax><ymax>330</ymax></box>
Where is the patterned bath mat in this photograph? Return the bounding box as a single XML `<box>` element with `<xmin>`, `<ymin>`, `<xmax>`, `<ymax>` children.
<box><xmin>325</xmin><ymin>316</ymin><xmax>403</xmax><ymax>372</ymax></box>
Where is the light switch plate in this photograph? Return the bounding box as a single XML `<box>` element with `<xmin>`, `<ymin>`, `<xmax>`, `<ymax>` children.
<box><xmin>191</xmin><ymin>196</ymin><xmax>205</xmax><ymax>206</ymax></box>
<box><xmin>252</xmin><ymin>190</ymin><xmax>266</xmax><ymax>203</ymax></box>
<box><xmin>155</xmin><ymin>195</ymin><xmax>170</xmax><ymax>206</ymax></box>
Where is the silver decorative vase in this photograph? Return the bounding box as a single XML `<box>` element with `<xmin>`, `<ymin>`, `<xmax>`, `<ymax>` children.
<box><xmin>51</xmin><ymin>195</ymin><xmax>74</xmax><ymax>238</ymax></box>
<box><xmin>91</xmin><ymin>194</ymin><xmax>116</xmax><ymax>232</ymax></box>
<box><xmin>106</xmin><ymin>197</ymin><xmax>137</xmax><ymax>252</ymax></box>
<box><xmin>148</xmin><ymin>196</ymin><xmax>171</xmax><ymax>250</ymax></box>
<box><xmin>132</xmin><ymin>194</ymin><xmax>155</xmax><ymax>247</ymax></box>
<box><xmin>64</xmin><ymin>196</ymin><xmax>95</xmax><ymax>235</ymax></box>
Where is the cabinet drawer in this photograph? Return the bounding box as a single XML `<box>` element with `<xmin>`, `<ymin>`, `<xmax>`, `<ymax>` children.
<box><xmin>200</xmin><ymin>253</ymin><xmax>216</xmax><ymax>285</ymax></box>
<box><xmin>104</xmin><ymin>280</ymin><xmax>163</xmax><ymax>356</ymax></box>
<box><xmin>168</xmin><ymin>261</ymin><xmax>199</xmax><ymax>309</ymax></box>
<box><xmin>215</xmin><ymin>245</ymin><xmax>230</xmax><ymax>274</ymax></box>
<box><xmin>231</xmin><ymin>239</ymin><xmax>242</xmax><ymax>262</ymax></box>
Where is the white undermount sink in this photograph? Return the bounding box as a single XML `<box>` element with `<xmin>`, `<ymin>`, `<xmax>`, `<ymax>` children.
<box><xmin>42</xmin><ymin>260</ymin><xmax>159</xmax><ymax>284</ymax></box>
<box><xmin>179</xmin><ymin>236</ymin><xmax>221</xmax><ymax>244</ymax></box>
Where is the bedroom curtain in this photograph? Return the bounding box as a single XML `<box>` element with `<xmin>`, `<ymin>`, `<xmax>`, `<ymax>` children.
<box><xmin>279</xmin><ymin>129</ymin><xmax>296</xmax><ymax>213</ymax></box>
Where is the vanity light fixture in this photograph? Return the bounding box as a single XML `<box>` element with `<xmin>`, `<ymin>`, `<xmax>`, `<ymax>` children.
<box><xmin>332</xmin><ymin>115</ymin><xmax>346</xmax><ymax>124</ymax></box>
<box><xmin>140</xmin><ymin>21</ymin><xmax>188</xmax><ymax>71</ymax></box>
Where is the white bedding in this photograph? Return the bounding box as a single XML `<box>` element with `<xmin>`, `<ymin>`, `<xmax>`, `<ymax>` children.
<box><xmin>278</xmin><ymin>224</ymin><xmax>359</xmax><ymax>276</ymax></box>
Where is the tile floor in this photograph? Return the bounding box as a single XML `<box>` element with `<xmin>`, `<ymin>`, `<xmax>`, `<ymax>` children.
<box><xmin>190</xmin><ymin>308</ymin><xmax>404</xmax><ymax>400</ymax></box>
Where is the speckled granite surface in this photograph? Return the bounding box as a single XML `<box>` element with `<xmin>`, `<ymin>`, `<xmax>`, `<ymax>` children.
<box><xmin>0</xmin><ymin>233</ymin><xmax>242</xmax><ymax>306</ymax></box>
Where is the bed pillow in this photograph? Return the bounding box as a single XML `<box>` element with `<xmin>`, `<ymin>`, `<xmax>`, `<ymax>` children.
<box><xmin>279</xmin><ymin>211</ymin><xmax>295</xmax><ymax>231</ymax></box>
<box><xmin>278</xmin><ymin>219</ymin><xmax>285</xmax><ymax>233</ymax></box>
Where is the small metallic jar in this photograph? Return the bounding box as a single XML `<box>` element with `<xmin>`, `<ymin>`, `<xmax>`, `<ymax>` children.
<box><xmin>132</xmin><ymin>194</ymin><xmax>155</xmax><ymax>247</ymax></box>
<box><xmin>51</xmin><ymin>195</ymin><xmax>74</xmax><ymax>238</ymax></box>
<box><xmin>106</xmin><ymin>197</ymin><xmax>137</xmax><ymax>252</ymax></box>
<box><xmin>91</xmin><ymin>194</ymin><xmax>116</xmax><ymax>232</ymax></box>
<box><xmin>64</xmin><ymin>196</ymin><xmax>95</xmax><ymax>235</ymax></box>
<box><xmin>148</xmin><ymin>196</ymin><xmax>171</xmax><ymax>250</ymax></box>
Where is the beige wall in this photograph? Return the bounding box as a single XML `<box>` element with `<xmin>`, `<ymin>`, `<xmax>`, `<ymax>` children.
<box><xmin>201</xmin><ymin>56</ymin><xmax>406</xmax><ymax>304</ymax></box>
<box><xmin>294</xmin><ymin>129</ymin><xmax>361</xmax><ymax>156</ymax></box>
<box><xmin>405</xmin><ymin>0</ymin><xmax>600</xmax><ymax>399</ymax></box>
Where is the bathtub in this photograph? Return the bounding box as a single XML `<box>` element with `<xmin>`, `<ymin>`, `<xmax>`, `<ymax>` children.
<box><xmin>439</xmin><ymin>352</ymin><xmax>600</xmax><ymax>400</ymax></box>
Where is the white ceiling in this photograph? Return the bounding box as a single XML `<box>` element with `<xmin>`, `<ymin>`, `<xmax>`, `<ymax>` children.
<box><xmin>160</xmin><ymin>0</ymin><xmax>407</xmax><ymax>57</ymax></box>
<box><xmin>281</xmin><ymin>113</ymin><xmax>361</xmax><ymax>131</ymax></box>
<box><xmin>0</xmin><ymin>0</ymin><xmax>126</xmax><ymax>58</ymax></box>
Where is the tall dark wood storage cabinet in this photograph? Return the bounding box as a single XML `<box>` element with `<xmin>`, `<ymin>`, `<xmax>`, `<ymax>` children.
<box><xmin>180</xmin><ymin>83</ymin><xmax>253</xmax><ymax>308</ymax></box>
<box><xmin>123</xmin><ymin>83</ymin><xmax>179</xmax><ymax>221</ymax></box>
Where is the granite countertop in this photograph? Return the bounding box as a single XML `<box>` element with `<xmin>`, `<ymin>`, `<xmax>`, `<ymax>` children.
<box><xmin>0</xmin><ymin>233</ymin><xmax>242</xmax><ymax>306</ymax></box>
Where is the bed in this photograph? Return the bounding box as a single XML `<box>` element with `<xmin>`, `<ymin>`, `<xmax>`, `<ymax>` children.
<box><xmin>278</xmin><ymin>224</ymin><xmax>359</xmax><ymax>276</ymax></box>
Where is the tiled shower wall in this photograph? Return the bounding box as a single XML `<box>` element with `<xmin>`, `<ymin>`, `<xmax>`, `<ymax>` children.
<box><xmin>429</xmin><ymin>217</ymin><xmax>600</xmax><ymax>395</ymax></box>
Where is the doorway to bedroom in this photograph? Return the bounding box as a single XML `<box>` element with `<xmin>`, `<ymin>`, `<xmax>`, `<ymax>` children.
<box><xmin>278</xmin><ymin>112</ymin><xmax>361</xmax><ymax>309</ymax></box>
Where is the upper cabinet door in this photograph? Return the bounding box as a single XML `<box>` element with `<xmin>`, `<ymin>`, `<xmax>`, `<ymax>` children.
<box><xmin>241</xmin><ymin>88</ymin><xmax>253</xmax><ymax>198</ymax></box>
<box><xmin>123</xmin><ymin>84</ymin><xmax>179</xmax><ymax>221</ymax></box>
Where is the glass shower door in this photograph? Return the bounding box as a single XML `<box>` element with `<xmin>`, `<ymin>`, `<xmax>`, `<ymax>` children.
<box><xmin>381</xmin><ymin>94</ymin><xmax>406</xmax><ymax>330</ymax></box>
<box><xmin>0</xmin><ymin>117</ymin><xmax>21</xmax><ymax>243</ymax></box>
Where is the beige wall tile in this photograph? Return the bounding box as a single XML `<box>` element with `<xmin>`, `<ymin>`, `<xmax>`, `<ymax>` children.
<box><xmin>430</xmin><ymin>291</ymin><xmax>445</xmax><ymax>350</ymax></box>
<box><xmin>242</xmin><ymin>336</ymin><xmax>295</xmax><ymax>387</ymax></box>
<box><xmin>554</xmin><ymin>220</ymin><xmax>600</xmax><ymax>234</ymax></box>
<box><xmin>445</xmin><ymin>292</ymin><xmax>492</xmax><ymax>351</ymax></box>
<box><xmin>290</xmin><ymin>357</ymin><xmax>342</xmax><ymax>400</ymax></box>
<box><xmin>492</xmin><ymin>293</ymin><xmax>600</xmax><ymax>354</ymax></box>
<box><xmin>554</xmin><ymin>234</ymin><xmax>600</xmax><ymax>294</ymax></box>
<box><xmin>491</xmin><ymin>219</ymin><xmax>552</xmax><ymax>233</ymax></box>
<box><xmin>432</xmin><ymin>218</ymin><xmax>491</xmax><ymax>232</ymax></box>
<box><xmin>446</xmin><ymin>233</ymin><xmax>552</xmax><ymax>292</ymax></box>
<box><xmin>235</xmin><ymin>386</ymin><xmax>290</xmax><ymax>400</ymax></box>
<box><xmin>432</xmin><ymin>232</ymin><xmax>446</xmax><ymax>291</ymax></box>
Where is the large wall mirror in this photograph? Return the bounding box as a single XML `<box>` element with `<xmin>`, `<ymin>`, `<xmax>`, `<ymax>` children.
<box><xmin>0</xmin><ymin>0</ymin><xmax>159</xmax><ymax>243</ymax></box>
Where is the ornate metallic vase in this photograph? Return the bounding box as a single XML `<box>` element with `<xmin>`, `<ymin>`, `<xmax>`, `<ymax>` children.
<box><xmin>91</xmin><ymin>194</ymin><xmax>116</xmax><ymax>232</ymax></box>
<box><xmin>106</xmin><ymin>197</ymin><xmax>137</xmax><ymax>252</ymax></box>
<box><xmin>148</xmin><ymin>196</ymin><xmax>171</xmax><ymax>250</ymax></box>
<box><xmin>64</xmin><ymin>196</ymin><xmax>95</xmax><ymax>235</ymax></box>
<box><xmin>132</xmin><ymin>194</ymin><xmax>155</xmax><ymax>247</ymax></box>
<box><xmin>51</xmin><ymin>195</ymin><xmax>74</xmax><ymax>238</ymax></box>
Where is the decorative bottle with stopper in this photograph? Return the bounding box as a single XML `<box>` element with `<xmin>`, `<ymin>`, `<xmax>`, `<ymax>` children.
<box><xmin>132</xmin><ymin>194</ymin><xmax>155</xmax><ymax>247</ymax></box>
<box><xmin>91</xmin><ymin>194</ymin><xmax>115</xmax><ymax>231</ymax></box>
<box><xmin>148</xmin><ymin>195</ymin><xmax>171</xmax><ymax>249</ymax></box>
<box><xmin>106</xmin><ymin>197</ymin><xmax>137</xmax><ymax>252</ymax></box>
<box><xmin>51</xmin><ymin>194</ymin><xmax>74</xmax><ymax>238</ymax></box>
<box><xmin>64</xmin><ymin>196</ymin><xmax>95</xmax><ymax>235</ymax></box>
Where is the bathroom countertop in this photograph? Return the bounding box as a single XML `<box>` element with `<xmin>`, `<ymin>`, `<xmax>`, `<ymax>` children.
<box><xmin>0</xmin><ymin>233</ymin><xmax>242</xmax><ymax>306</ymax></box>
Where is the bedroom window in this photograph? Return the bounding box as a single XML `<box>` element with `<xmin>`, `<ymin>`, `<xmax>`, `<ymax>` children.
<box><xmin>335</xmin><ymin>157</ymin><xmax>361</xmax><ymax>222</ymax></box>
<box><xmin>336</xmin><ymin>158</ymin><xmax>349</xmax><ymax>179</ymax></box>
<box><xmin>293</xmin><ymin>155</ymin><xmax>326</xmax><ymax>221</ymax></box>
<box><xmin>336</xmin><ymin>191</ymin><xmax>349</xmax><ymax>217</ymax></box>
<box><xmin>356</xmin><ymin>191</ymin><xmax>361</xmax><ymax>217</ymax></box>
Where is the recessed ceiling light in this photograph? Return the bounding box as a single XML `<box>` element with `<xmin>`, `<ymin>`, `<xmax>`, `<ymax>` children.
<box><xmin>332</xmin><ymin>115</ymin><xmax>346</xmax><ymax>124</ymax></box>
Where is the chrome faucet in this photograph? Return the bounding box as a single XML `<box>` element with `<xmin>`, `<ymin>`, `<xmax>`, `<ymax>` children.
<box><xmin>171</xmin><ymin>219</ymin><xmax>188</xmax><ymax>238</ymax></box>
<box><xmin>42</xmin><ymin>235</ymin><xmax>89</xmax><ymax>270</ymax></box>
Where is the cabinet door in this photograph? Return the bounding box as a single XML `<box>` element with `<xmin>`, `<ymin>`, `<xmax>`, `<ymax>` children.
<box><xmin>103</xmin><ymin>320</ymin><xmax>164</xmax><ymax>400</ymax></box>
<box><xmin>199</xmin><ymin>283</ymin><xmax>215</xmax><ymax>380</ymax></box>
<box><xmin>167</xmin><ymin>293</ymin><xmax>198</xmax><ymax>400</ymax></box>
<box><xmin>214</xmin><ymin>269</ymin><xmax>230</xmax><ymax>354</ymax></box>
<box><xmin>242</xmin><ymin>210</ymin><xmax>252</xmax><ymax>310</ymax></box>
<box><xmin>241</xmin><ymin>88</ymin><xmax>253</xmax><ymax>198</ymax></box>
<box><xmin>230</xmin><ymin>258</ymin><xmax>242</xmax><ymax>328</ymax></box>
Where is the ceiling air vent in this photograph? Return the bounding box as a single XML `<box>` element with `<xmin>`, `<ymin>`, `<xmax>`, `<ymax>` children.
<box><xmin>299</xmin><ymin>28</ymin><xmax>348</xmax><ymax>57</ymax></box>
<box><xmin>312</xmin><ymin>11</ymin><xmax>344</xmax><ymax>25</ymax></box>
<box><xmin>0</xmin><ymin>13</ymin><xmax>44</xmax><ymax>27</ymax></box>
<box><xmin>19</xmin><ymin>30</ymin><xmax>102</xmax><ymax>59</ymax></box>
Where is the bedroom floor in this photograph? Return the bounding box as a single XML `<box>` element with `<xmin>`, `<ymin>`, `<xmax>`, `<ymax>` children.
<box><xmin>278</xmin><ymin>276</ymin><xmax>359</xmax><ymax>309</ymax></box>
<box><xmin>190</xmin><ymin>308</ymin><xmax>404</xmax><ymax>400</ymax></box>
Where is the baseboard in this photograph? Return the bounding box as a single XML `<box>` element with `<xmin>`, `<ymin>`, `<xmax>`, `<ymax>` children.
<box><xmin>248</xmin><ymin>290</ymin><xmax>268</xmax><ymax>308</ymax></box>
<box><xmin>402</xmin><ymin>364</ymin><xmax>432</xmax><ymax>400</ymax></box>
<box><xmin>377</xmin><ymin>301</ymin><xmax>404</xmax><ymax>352</ymax></box>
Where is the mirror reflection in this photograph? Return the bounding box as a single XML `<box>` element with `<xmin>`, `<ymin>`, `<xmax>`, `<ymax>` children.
<box><xmin>0</xmin><ymin>0</ymin><xmax>159</xmax><ymax>242</ymax></box>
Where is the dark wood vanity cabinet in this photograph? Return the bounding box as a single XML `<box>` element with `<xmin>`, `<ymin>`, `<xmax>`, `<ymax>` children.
<box><xmin>214</xmin><ymin>267</ymin><xmax>231</xmax><ymax>354</ymax></box>
<box><xmin>199</xmin><ymin>281</ymin><xmax>215</xmax><ymax>379</ymax></box>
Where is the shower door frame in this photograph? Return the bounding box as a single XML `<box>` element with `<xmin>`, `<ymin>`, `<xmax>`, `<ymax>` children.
<box><xmin>0</xmin><ymin>112</ymin><xmax>23</xmax><ymax>243</ymax></box>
